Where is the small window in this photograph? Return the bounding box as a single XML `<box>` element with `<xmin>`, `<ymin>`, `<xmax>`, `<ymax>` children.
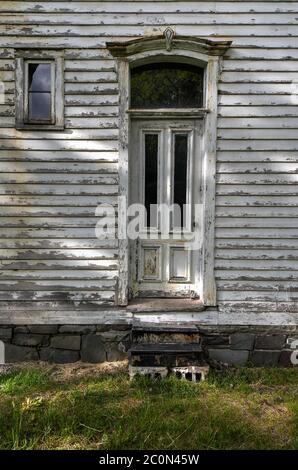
<box><xmin>131</xmin><ymin>62</ymin><xmax>204</xmax><ymax>108</ymax></box>
<box><xmin>15</xmin><ymin>51</ymin><xmax>64</xmax><ymax>130</ymax></box>
<box><xmin>27</xmin><ymin>63</ymin><xmax>53</xmax><ymax>122</ymax></box>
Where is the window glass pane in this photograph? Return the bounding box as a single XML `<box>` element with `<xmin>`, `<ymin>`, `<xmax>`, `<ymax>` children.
<box><xmin>144</xmin><ymin>134</ymin><xmax>158</xmax><ymax>227</ymax></box>
<box><xmin>28</xmin><ymin>63</ymin><xmax>51</xmax><ymax>92</ymax></box>
<box><xmin>131</xmin><ymin>63</ymin><xmax>204</xmax><ymax>108</ymax></box>
<box><xmin>29</xmin><ymin>92</ymin><xmax>51</xmax><ymax>120</ymax></box>
<box><xmin>174</xmin><ymin>134</ymin><xmax>188</xmax><ymax>227</ymax></box>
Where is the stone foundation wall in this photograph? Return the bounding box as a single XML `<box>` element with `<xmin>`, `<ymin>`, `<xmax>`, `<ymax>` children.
<box><xmin>0</xmin><ymin>325</ymin><xmax>131</xmax><ymax>364</ymax></box>
<box><xmin>0</xmin><ymin>324</ymin><xmax>297</xmax><ymax>367</ymax></box>
<box><xmin>200</xmin><ymin>326</ymin><xmax>298</xmax><ymax>367</ymax></box>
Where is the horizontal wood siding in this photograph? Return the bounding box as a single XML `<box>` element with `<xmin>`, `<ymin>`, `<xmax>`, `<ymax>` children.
<box><xmin>0</xmin><ymin>1</ymin><xmax>297</xmax><ymax>320</ymax></box>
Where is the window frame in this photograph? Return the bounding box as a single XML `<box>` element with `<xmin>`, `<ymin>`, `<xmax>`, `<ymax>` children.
<box><xmin>15</xmin><ymin>50</ymin><xmax>64</xmax><ymax>130</ymax></box>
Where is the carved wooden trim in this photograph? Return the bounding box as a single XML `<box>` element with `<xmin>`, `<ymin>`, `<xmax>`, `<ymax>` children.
<box><xmin>107</xmin><ymin>35</ymin><xmax>231</xmax><ymax>58</ymax></box>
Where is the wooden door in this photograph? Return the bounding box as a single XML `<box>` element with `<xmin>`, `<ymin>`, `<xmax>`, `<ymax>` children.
<box><xmin>129</xmin><ymin>119</ymin><xmax>203</xmax><ymax>298</ymax></box>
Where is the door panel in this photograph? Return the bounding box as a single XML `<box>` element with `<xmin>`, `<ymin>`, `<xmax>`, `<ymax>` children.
<box><xmin>141</xmin><ymin>245</ymin><xmax>161</xmax><ymax>281</ymax></box>
<box><xmin>169</xmin><ymin>246</ymin><xmax>190</xmax><ymax>282</ymax></box>
<box><xmin>129</xmin><ymin>119</ymin><xmax>202</xmax><ymax>298</ymax></box>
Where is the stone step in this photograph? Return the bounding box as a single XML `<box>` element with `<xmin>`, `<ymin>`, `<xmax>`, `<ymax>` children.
<box><xmin>130</xmin><ymin>343</ymin><xmax>202</xmax><ymax>353</ymax></box>
<box><xmin>132</xmin><ymin>322</ymin><xmax>199</xmax><ymax>333</ymax></box>
<box><xmin>129</xmin><ymin>342</ymin><xmax>206</xmax><ymax>367</ymax></box>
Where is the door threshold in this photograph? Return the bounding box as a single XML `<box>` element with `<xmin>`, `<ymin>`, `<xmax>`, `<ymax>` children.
<box><xmin>127</xmin><ymin>298</ymin><xmax>205</xmax><ymax>313</ymax></box>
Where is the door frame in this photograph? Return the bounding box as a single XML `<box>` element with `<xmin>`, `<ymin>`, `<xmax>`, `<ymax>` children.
<box><xmin>107</xmin><ymin>33</ymin><xmax>232</xmax><ymax>306</ymax></box>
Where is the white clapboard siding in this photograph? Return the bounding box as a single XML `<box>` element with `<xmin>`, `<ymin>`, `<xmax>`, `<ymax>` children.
<box><xmin>1</xmin><ymin>2</ymin><xmax>297</xmax><ymax>14</ymax></box>
<box><xmin>3</xmin><ymin>35</ymin><xmax>298</xmax><ymax>50</ymax></box>
<box><xmin>219</xmin><ymin>96</ymin><xmax>298</xmax><ymax>106</ymax></box>
<box><xmin>222</xmin><ymin>60</ymin><xmax>298</xmax><ymax>72</ymax></box>
<box><xmin>217</xmin><ymin>174</ymin><xmax>298</xmax><ymax>184</ymax></box>
<box><xmin>218</xmin><ymin>106</ymin><xmax>298</xmax><ymax>117</ymax></box>
<box><xmin>216</xmin><ymin>185</ymin><xmax>298</xmax><ymax>196</ymax></box>
<box><xmin>0</xmin><ymin>239</ymin><xmax>118</xmax><ymax>249</ymax></box>
<box><xmin>220</xmin><ymin>71</ymin><xmax>298</xmax><ymax>82</ymax></box>
<box><xmin>218</xmin><ymin>117</ymin><xmax>298</xmax><ymax>128</ymax></box>
<box><xmin>216</xmin><ymin>240</ymin><xmax>298</xmax><ymax>250</ymax></box>
<box><xmin>0</xmin><ymin>258</ymin><xmax>118</xmax><ymax>269</ymax></box>
<box><xmin>0</xmin><ymin>248</ymin><xmax>118</xmax><ymax>259</ymax></box>
<box><xmin>225</xmin><ymin>48</ymin><xmax>298</xmax><ymax>60</ymax></box>
<box><xmin>65</xmin><ymin>95</ymin><xmax>119</xmax><ymax>106</ymax></box>
<box><xmin>216</xmin><ymin>249</ymin><xmax>298</xmax><ymax>260</ymax></box>
<box><xmin>1</xmin><ymin>13</ymin><xmax>298</xmax><ymax>26</ymax></box>
<box><xmin>0</xmin><ymin>217</ymin><xmax>116</xmax><ymax>228</ymax></box>
<box><xmin>217</xmin><ymin>206</ymin><xmax>298</xmax><ymax>218</ymax></box>
<box><xmin>0</xmin><ymin>2</ymin><xmax>298</xmax><ymax>319</ymax></box>
<box><xmin>0</xmin><ymin>173</ymin><xmax>118</xmax><ymax>184</ymax></box>
<box><xmin>2</xmin><ymin>22</ymin><xmax>298</xmax><ymax>35</ymax></box>
<box><xmin>216</xmin><ymin>270</ymin><xmax>298</xmax><ymax>281</ymax></box>
<box><xmin>0</xmin><ymin>128</ymin><xmax>118</xmax><ymax>139</ymax></box>
<box><xmin>65</xmin><ymin>106</ymin><xmax>119</xmax><ymax>117</ymax></box>
<box><xmin>216</xmin><ymin>217</ymin><xmax>298</xmax><ymax>228</ymax></box>
<box><xmin>0</xmin><ymin>140</ymin><xmax>118</xmax><ymax>151</ymax></box>
<box><xmin>217</xmin><ymin>162</ymin><xmax>298</xmax><ymax>173</ymax></box>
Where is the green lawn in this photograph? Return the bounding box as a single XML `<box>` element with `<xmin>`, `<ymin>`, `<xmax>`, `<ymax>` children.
<box><xmin>0</xmin><ymin>363</ymin><xmax>298</xmax><ymax>450</ymax></box>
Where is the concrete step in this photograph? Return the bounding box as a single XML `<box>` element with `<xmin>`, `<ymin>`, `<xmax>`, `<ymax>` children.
<box><xmin>129</xmin><ymin>364</ymin><xmax>209</xmax><ymax>382</ymax></box>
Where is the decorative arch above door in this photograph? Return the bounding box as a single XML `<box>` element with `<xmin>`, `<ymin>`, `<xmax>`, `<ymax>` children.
<box><xmin>107</xmin><ymin>31</ymin><xmax>231</xmax><ymax>307</ymax></box>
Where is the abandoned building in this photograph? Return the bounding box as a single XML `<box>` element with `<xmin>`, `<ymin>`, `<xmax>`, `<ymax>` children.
<box><xmin>0</xmin><ymin>1</ymin><xmax>297</xmax><ymax>371</ymax></box>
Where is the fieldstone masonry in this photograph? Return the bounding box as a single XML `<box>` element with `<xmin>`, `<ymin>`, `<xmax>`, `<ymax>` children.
<box><xmin>202</xmin><ymin>327</ymin><xmax>298</xmax><ymax>367</ymax></box>
<box><xmin>0</xmin><ymin>324</ymin><xmax>297</xmax><ymax>367</ymax></box>
<box><xmin>0</xmin><ymin>325</ymin><xmax>131</xmax><ymax>364</ymax></box>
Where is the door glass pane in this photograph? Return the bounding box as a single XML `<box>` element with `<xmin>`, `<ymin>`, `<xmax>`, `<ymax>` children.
<box><xmin>28</xmin><ymin>63</ymin><xmax>52</xmax><ymax>121</ymax></box>
<box><xmin>144</xmin><ymin>133</ymin><xmax>158</xmax><ymax>227</ymax></box>
<box><xmin>173</xmin><ymin>134</ymin><xmax>188</xmax><ymax>227</ymax></box>
<box><xmin>131</xmin><ymin>63</ymin><xmax>204</xmax><ymax>108</ymax></box>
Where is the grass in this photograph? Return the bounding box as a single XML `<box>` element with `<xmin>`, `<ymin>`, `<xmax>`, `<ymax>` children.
<box><xmin>0</xmin><ymin>363</ymin><xmax>298</xmax><ymax>450</ymax></box>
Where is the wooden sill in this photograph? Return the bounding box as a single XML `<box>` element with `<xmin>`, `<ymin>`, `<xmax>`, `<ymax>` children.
<box><xmin>16</xmin><ymin>124</ymin><xmax>65</xmax><ymax>131</ymax></box>
<box><xmin>127</xmin><ymin>108</ymin><xmax>209</xmax><ymax>119</ymax></box>
<box><xmin>127</xmin><ymin>298</ymin><xmax>205</xmax><ymax>313</ymax></box>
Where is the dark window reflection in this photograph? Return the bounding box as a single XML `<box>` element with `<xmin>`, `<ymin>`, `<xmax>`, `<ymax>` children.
<box><xmin>174</xmin><ymin>134</ymin><xmax>188</xmax><ymax>227</ymax></box>
<box><xmin>131</xmin><ymin>63</ymin><xmax>204</xmax><ymax>108</ymax></box>
<box><xmin>28</xmin><ymin>63</ymin><xmax>52</xmax><ymax>121</ymax></box>
<box><xmin>145</xmin><ymin>134</ymin><xmax>158</xmax><ymax>227</ymax></box>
